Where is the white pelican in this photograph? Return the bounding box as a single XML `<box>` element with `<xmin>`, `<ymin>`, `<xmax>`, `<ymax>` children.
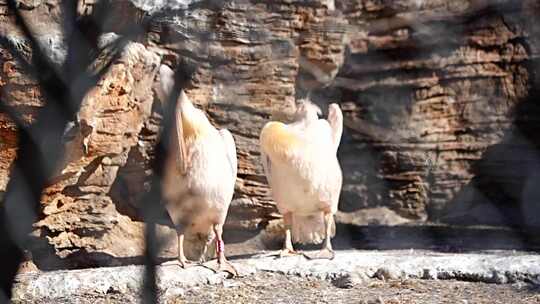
<box><xmin>260</xmin><ymin>100</ymin><xmax>343</xmax><ymax>259</ymax></box>
<box><xmin>158</xmin><ymin>65</ymin><xmax>237</xmax><ymax>275</ymax></box>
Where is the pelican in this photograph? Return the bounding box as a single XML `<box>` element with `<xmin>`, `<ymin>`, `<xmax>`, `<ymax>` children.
<box><xmin>158</xmin><ymin>65</ymin><xmax>237</xmax><ymax>275</ymax></box>
<box><xmin>260</xmin><ymin>100</ymin><xmax>343</xmax><ymax>259</ymax></box>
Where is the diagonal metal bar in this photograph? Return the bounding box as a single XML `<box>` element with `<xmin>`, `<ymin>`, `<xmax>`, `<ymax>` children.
<box><xmin>140</xmin><ymin>60</ymin><xmax>197</xmax><ymax>304</ymax></box>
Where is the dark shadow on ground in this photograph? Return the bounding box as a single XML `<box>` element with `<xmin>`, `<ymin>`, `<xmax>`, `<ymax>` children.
<box><xmin>331</xmin><ymin>223</ymin><xmax>540</xmax><ymax>253</ymax></box>
<box><xmin>31</xmin><ymin>222</ymin><xmax>540</xmax><ymax>271</ymax></box>
<box><xmin>226</xmin><ymin>223</ymin><xmax>540</xmax><ymax>254</ymax></box>
<box><xmin>32</xmin><ymin>247</ymin><xmax>176</xmax><ymax>271</ymax></box>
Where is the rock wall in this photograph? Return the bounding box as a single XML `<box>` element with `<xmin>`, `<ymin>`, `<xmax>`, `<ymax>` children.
<box><xmin>1</xmin><ymin>0</ymin><xmax>539</xmax><ymax>267</ymax></box>
<box><xmin>331</xmin><ymin>0</ymin><xmax>539</xmax><ymax>221</ymax></box>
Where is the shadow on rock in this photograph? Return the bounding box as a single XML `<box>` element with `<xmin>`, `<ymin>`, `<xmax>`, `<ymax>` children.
<box><xmin>438</xmin><ymin>60</ymin><xmax>540</xmax><ymax>243</ymax></box>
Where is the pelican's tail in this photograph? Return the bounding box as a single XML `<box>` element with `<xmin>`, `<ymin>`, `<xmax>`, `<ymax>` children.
<box><xmin>291</xmin><ymin>213</ymin><xmax>335</xmax><ymax>245</ymax></box>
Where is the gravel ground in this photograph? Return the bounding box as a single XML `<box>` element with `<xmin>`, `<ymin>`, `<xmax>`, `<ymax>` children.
<box><xmin>177</xmin><ymin>273</ymin><xmax>540</xmax><ymax>304</ymax></box>
<box><xmin>25</xmin><ymin>272</ymin><xmax>540</xmax><ymax>304</ymax></box>
<box><xmin>194</xmin><ymin>275</ymin><xmax>540</xmax><ymax>304</ymax></box>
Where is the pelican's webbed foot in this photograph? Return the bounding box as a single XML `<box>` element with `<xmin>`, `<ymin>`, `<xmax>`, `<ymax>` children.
<box><xmin>161</xmin><ymin>257</ymin><xmax>195</xmax><ymax>269</ymax></box>
<box><xmin>303</xmin><ymin>248</ymin><xmax>335</xmax><ymax>260</ymax></box>
<box><xmin>202</xmin><ymin>259</ymin><xmax>238</xmax><ymax>277</ymax></box>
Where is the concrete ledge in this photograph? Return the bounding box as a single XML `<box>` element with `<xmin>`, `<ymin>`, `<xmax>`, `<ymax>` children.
<box><xmin>12</xmin><ymin>250</ymin><xmax>540</xmax><ymax>302</ymax></box>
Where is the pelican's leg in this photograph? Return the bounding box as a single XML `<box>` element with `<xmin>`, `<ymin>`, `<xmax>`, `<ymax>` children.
<box><xmin>162</xmin><ymin>228</ymin><xmax>194</xmax><ymax>268</ymax></box>
<box><xmin>279</xmin><ymin>212</ymin><xmax>301</xmax><ymax>257</ymax></box>
<box><xmin>321</xmin><ymin>211</ymin><xmax>336</xmax><ymax>259</ymax></box>
<box><xmin>202</xmin><ymin>224</ymin><xmax>238</xmax><ymax>276</ymax></box>
<box><xmin>177</xmin><ymin>233</ymin><xmax>193</xmax><ymax>267</ymax></box>
<box><xmin>304</xmin><ymin>211</ymin><xmax>336</xmax><ymax>260</ymax></box>
<box><xmin>198</xmin><ymin>241</ymin><xmax>208</xmax><ymax>263</ymax></box>
<box><xmin>259</xmin><ymin>212</ymin><xmax>302</xmax><ymax>258</ymax></box>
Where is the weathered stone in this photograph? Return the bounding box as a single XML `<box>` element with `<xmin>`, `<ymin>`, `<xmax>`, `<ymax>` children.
<box><xmin>374</xmin><ymin>265</ymin><xmax>403</xmax><ymax>281</ymax></box>
<box><xmin>1</xmin><ymin>0</ymin><xmax>540</xmax><ymax>268</ymax></box>
<box><xmin>336</xmin><ymin>207</ymin><xmax>413</xmax><ymax>226</ymax></box>
<box><xmin>332</xmin><ymin>271</ymin><xmax>367</xmax><ymax>289</ymax></box>
<box><xmin>13</xmin><ymin>250</ymin><xmax>540</xmax><ymax>303</ymax></box>
<box><xmin>3</xmin><ymin>39</ymin><xmax>170</xmax><ymax>267</ymax></box>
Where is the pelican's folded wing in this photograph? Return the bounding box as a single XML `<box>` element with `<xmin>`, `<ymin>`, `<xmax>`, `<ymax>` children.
<box><xmin>219</xmin><ymin>129</ymin><xmax>237</xmax><ymax>180</ymax></box>
<box><xmin>327</xmin><ymin>103</ymin><xmax>343</xmax><ymax>154</ymax></box>
<box><xmin>260</xmin><ymin>121</ymin><xmax>304</xmax><ymax>164</ymax></box>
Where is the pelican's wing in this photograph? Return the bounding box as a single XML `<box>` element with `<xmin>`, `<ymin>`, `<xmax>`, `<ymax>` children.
<box><xmin>219</xmin><ymin>129</ymin><xmax>237</xmax><ymax>179</ymax></box>
<box><xmin>327</xmin><ymin>103</ymin><xmax>343</xmax><ymax>153</ymax></box>
<box><xmin>174</xmin><ymin>99</ymin><xmax>189</xmax><ymax>175</ymax></box>
<box><xmin>158</xmin><ymin>65</ymin><xmax>189</xmax><ymax>174</ymax></box>
<box><xmin>327</xmin><ymin>160</ymin><xmax>343</xmax><ymax>212</ymax></box>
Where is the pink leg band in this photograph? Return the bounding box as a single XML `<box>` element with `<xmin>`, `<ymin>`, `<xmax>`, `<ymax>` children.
<box><xmin>216</xmin><ymin>239</ymin><xmax>224</xmax><ymax>253</ymax></box>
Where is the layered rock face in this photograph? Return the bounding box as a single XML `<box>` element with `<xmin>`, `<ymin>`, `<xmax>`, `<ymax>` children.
<box><xmin>1</xmin><ymin>0</ymin><xmax>539</xmax><ymax>267</ymax></box>
<box><xmin>331</xmin><ymin>0</ymin><xmax>539</xmax><ymax>222</ymax></box>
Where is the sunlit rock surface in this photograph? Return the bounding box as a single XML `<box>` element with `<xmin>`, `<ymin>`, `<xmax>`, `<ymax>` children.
<box><xmin>1</xmin><ymin>0</ymin><xmax>540</xmax><ymax>267</ymax></box>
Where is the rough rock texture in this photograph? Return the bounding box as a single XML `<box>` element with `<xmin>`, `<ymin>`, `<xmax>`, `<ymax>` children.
<box><xmin>331</xmin><ymin>0</ymin><xmax>540</xmax><ymax>222</ymax></box>
<box><xmin>1</xmin><ymin>0</ymin><xmax>540</xmax><ymax>267</ymax></box>
<box><xmin>0</xmin><ymin>0</ymin><xmax>66</xmax><ymax>191</ymax></box>
<box><xmin>11</xmin><ymin>250</ymin><xmax>540</xmax><ymax>303</ymax></box>
<box><xmin>29</xmin><ymin>42</ymin><xmax>181</xmax><ymax>268</ymax></box>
